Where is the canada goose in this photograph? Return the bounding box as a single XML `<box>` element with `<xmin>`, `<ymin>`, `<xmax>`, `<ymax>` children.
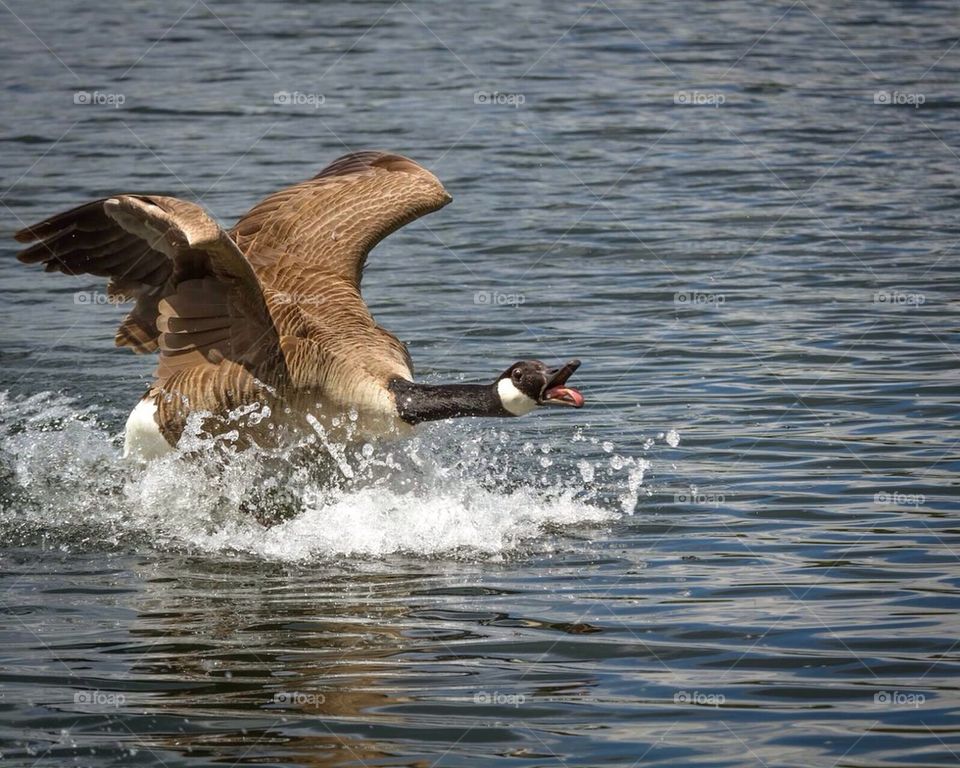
<box><xmin>14</xmin><ymin>151</ymin><xmax>584</xmax><ymax>460</ymax></box>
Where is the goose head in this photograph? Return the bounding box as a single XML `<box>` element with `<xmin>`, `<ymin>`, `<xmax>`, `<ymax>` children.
<box><xmin>495</xmin><ymin>359</ymin><xmax>585</xmax><ymax>416</ymax></box>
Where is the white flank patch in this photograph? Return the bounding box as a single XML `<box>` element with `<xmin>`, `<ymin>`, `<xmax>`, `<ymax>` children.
<box><xmin>497</xmin><ymin>378</ymin><xmax>538</xmax><ymax>416</ymax></box>
<box><xmin>123</xmin><ymin>397</ymin><xmax>174</xmax><ymax>460</ymax></box>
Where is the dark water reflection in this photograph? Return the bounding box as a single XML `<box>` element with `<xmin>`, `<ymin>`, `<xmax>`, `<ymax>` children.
<box><xmin>1</xmin><ymin>1</ymin><xmax>959</xmax><ymax>765</ymax></box>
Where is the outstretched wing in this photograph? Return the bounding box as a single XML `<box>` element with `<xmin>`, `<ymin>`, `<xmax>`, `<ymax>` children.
<box><xmin>14</xmin><ymin>194</ymin><xmax>287</xmax><ymax>389</ymax></box>
<box><xmin>231</xmin><ymin>150</ymin><xmax>452</xmax><ymax>287</ymax></box>
<box><xmin>230</xmin><ymin>151</ymin><xmax>451</xmax><ymax>387</ymax></box>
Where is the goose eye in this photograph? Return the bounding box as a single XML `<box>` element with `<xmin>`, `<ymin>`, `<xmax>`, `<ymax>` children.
<box><xmin>512</xmin><ymin>369</ymin><xmax>523</xmax><ymax>383</ymax></box>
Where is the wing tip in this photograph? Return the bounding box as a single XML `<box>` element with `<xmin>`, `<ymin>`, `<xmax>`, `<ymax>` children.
<box><xmin>315</xmin><ymin>150</ymin><xmax>441</xmax><ymax>182</ymax></box>
<box><xmin>13</xmin><ymin>219</ymin><xmax>52</xmax><ymax>243</ymax></box>
<box><xmin>311</xmin><ymin>150</ymin><xmax>452</xmax><ymax>212</ymax></box>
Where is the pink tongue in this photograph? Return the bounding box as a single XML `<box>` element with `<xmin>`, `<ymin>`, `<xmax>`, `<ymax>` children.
<box><xmin>545</xmin><ymin>386</ymin><xmax>585</xmax><ymax>407</ymax></box>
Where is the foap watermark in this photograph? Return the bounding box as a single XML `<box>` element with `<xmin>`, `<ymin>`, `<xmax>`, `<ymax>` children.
<box><xmin>674</xmin><ymin>290</ymin><xmax>725</xmax><ymax>309</ymax></box>
<box><xmin>273</xmin><ymin>691</ymin><xmax>326</xmax><ymax>707</ymax></box>
<box><xmin>74</xmin><ymin>690</ymin><xmax>125</xmax><ymax>708</ymax></box>
<box><xmin>474</xmin><ymin>290</ymin><xmax>525</xmax><ymax>307</ymax></box>
<box><xmin>73</xmin><ymin>90</ymin><xmax>125</xmax><ymax>109</ymax></box>
<box><xmin>874</xmin><ymin>491</ymin><xmax>925</xmax><ymax>508</ymax></box>
<box><xmin>474</xmin><ymin>90</ymin><xmax>525</xmax><ymax>108</ymax></box>
<box><xmin>474</xmin><ymin>690</ymin><xmax>526</xmax><ymax>707</ymax></box>
<box><xmin>74</xmin><ymin>290</ymin><xmax>124</xmax><ymax>307</ymax></box>
<box><xmin>874</xmin><ymin>690</ymin><xmax>925</xmax><ymax>708</ymax></box>
<box><xmin>273</xmin><ymin>90</ymin><xmax>325</xmax><ymax>109</ymax></box>
<box><xmin>674</xmin><ymin>90</ymin><xmax>725</xmax><ymax>108</ymax></box>
<box><xmin>873</xmin><ymin>90</ymin><xmax>925</xmax><ymax>108</ymax></box>
<box><xmin>873</xmin><ymin>290</ymin><xmax>925</xmax><ymax>307</ymax></box>
<box><xmin>674</xmin><ymin>690</ymin><xmax>725</xmax><ymax>708</ymax></box>
<box><xmin>675</xmin><ymin>491</ymin><xmax>725</xmax><ymax>506</ymax></box>
<box><xmin>273</xmin><ymin>292</ymin><xmax>327</xmax><ymax>306</ymax></box>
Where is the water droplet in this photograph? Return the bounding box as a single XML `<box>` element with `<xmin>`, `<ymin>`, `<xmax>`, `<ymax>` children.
<box><xmin>578</xmin><ymin>459</ymin><xmax>595</xmax><ymax>483</ymax></box>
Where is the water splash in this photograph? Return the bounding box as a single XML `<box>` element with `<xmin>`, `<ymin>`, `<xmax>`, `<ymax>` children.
<box><xmin>0</xmin><ymin>391</ymin><xmax>649</xmax><ymax>561</ymax></box>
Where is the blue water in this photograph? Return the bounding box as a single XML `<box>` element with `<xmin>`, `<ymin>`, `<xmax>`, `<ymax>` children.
<box><xmin>0</xmin><ymin>1</ymin><xmax>958</xmax><ymax>765</ymax></box>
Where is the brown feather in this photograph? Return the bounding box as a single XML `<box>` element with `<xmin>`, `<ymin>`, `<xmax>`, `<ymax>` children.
<box><xmin>13</xmin><ymin>151</ymin><xmax>451</xmax><ymax>448</ymax></box>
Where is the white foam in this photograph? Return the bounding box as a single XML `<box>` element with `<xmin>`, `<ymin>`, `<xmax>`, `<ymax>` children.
<box><xmin>183</xmin><ymin>484</ymin><xmax>610</xmax><ymax>560</ymax></box>
<box><xmin>0</xmin><ymin>391</ymin><xmax>646</xmax><ymax>561</ymax></box>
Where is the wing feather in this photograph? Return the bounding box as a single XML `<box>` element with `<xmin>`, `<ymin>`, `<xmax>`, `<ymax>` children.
<box><xmin>14</xmin><ymin>195</ymin><xmax>287</xmax><ymax>390</ymax></box>
<box><xmin>231</xmin><ymin>150</ymin><xmax>451</xmax><ymax>286</ymax></box>
<box><xmin>229</xmin><ymin>151</ymin><xmax>446</xmax><ymax>388</ymax></box>
<box><xmin>13</xmin><ymin>151</ymin><xmax>448</xmax><ymax>436</ymax></box>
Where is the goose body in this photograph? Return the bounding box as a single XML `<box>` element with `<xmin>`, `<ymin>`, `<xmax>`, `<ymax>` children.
<box><xmin>14</xmin><ymin>151</ymin><xmax>584</xmax><ymax>459</ymax></box>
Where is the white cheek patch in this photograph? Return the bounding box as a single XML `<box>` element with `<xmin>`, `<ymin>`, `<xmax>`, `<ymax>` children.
<box><xmin>497</xmin><ymin>378</ymin><xmax>538</xmax><ymax>416</ymax></box>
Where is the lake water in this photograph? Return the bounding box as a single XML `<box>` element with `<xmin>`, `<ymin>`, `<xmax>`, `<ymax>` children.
<box><xmin>0</xmin><ymin>1</ymin><xmax>958</xmax><ymax>766</ymax></box>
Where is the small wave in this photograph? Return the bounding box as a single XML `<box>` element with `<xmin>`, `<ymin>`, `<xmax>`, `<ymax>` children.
<box><xmin>0</xmin><ymin>391</ymin><xmax>649</xmax><ymax>561</ymax></box>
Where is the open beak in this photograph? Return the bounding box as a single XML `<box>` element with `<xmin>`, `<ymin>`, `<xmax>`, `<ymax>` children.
<box><xmin>540</xmin><ymin>359</ymin><xmax>585</xmax><ymax>408</ymax></box>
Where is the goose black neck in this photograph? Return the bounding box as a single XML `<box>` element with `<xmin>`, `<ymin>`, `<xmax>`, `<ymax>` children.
<box><xmin>389</xmin><ymin>379</ymin><xmax>511</xmax><ymax>424</ymax></box>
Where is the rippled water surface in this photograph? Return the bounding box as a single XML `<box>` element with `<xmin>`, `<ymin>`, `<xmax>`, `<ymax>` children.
<box><xmin>1</xmin><ymin>1</ymin><xmax>959</xmax><ymax>766</ymax></box>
